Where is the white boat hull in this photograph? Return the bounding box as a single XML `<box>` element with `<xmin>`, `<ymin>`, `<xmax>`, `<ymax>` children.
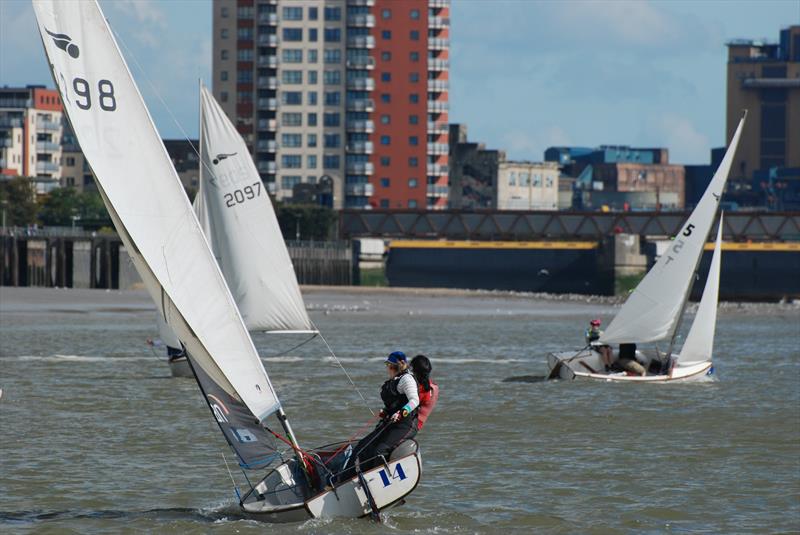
<box><xmin>168</xmin><ymin>356</ymin><xmax>193</xmax><ymax>378</ymax></box>
<box><xmin>547</xmin><ymin>350</ymin><xmax>714</xmax><ymax>383</ymax></box>
<box><xmin>241</xmin><ymin>442</ymin><xmax>421</xmax><ymax>522</ymax></box>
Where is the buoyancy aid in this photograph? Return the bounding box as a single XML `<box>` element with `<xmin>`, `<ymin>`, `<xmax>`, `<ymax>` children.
<box><xmin>380</xmin><ymin>369</ymin><xmax>418</xmax><ymax>417</ymax></box>
<box><xmin>417</xmin><ymin>381</ymin><xmax>439</xmax><ymax>430</ymax></box>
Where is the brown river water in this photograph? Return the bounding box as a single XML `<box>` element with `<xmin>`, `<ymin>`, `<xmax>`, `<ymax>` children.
<box><xmin>0</xmin><ymin>286</ymin><xmax>798</xmax><ymax>534</ymax></box>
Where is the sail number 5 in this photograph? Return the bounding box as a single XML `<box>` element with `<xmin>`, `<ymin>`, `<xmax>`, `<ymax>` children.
<box><xmin>224</xmin><ymin>182</ymin><xmax>262</xmax><ymax>208</ymax></box>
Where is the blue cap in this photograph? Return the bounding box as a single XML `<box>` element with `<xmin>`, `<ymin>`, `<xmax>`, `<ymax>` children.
<box><xmin>385</xmin><ymin>351</ymin><xmax>407</xmax><ymax>365</ymax></box>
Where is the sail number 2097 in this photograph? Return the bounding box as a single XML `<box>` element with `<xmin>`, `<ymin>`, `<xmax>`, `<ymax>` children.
<box><xmin>224</xmin><ymin>182</ymin><xmax>262</xmax><ymax>208</ymax></box>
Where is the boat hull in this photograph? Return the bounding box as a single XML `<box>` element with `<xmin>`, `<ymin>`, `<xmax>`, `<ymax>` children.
<box><xmin>547</xmin><ymin>350</ymin><xmax>714</xmax><ymax>383</ymax></box>
<box><xmin>168</xmin><ymin>356</ymin><xmax>193</xmax><ymax>378</ymax></box>
<box><xmin>241</xmin><ymin>443</ymin><xmax>421</xmax><ymax>522</ymax></box>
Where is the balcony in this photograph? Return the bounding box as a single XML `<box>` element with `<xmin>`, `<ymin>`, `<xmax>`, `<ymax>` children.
<box><xmin>0</xmin><ymin>118</ymin><xmax>23</xmax><ymax>128</ymax></box>
<box><xmin>347</xmin><ymin>14</ymin><xmax>375</xmax><ymax>27</ymax></box>
<box><xmin>427</xmin><ymin>163</ymin><xmax>449</xmax><ymax>176</ymax></box>
<box><xmin>258</xmin><ymin>12</ymin><xmax>278</xmax><ymax>25</ymax></box>
<box><xmin>257</xmin><ymin>55</ymin><xmax>278</xmax><ymax>68</ymax></box>
<box><xmin>36</xmin><ymin>161</ymin><xmax>59</xmax><ymax>173</ymax></box>
<box><xmin>346</xmin><ymin>56</ymin><xmax>376</xmax><ymax>70</ymax></box>
<box><xmin>39</xmin><ymin>121</ymin><xmax>61</xmax><ymax>132</ymax></box>
<box><xmin>257</xmin><ymin>97</ymin><xmax>277</xmax><ymax>110</ymax></box>
<box><xmin>429</xmin><ymin>16</ymin><xmax>450</xmax><ymax>29</ymax></box>
<box><xmin>347</xmin><ymin>0</ymin><xmax>375</xmax><ymax>5</ymax></box>
<box><xmin>428</xmin><ymin>38</ymin><xmax>449</xmax><ymax>50</ymax></box>
<box><xmin>346</xmin><ymin>98</ymin><xmax>375</xmax><ymax>112</ymax></box>
<box><xmin>347</xmin><ymin>78</ymin><xmax>375</xmax><ymax>91</ymax></box>
<box><xmin>257</xmin><ymin>140</ymin><xmax>278</xmax><ymax>152</ymax></box>
<box><xmin>347</xmin><ymin>141</ymin><xmax>374</xmax><ymax>154</ymax></box>
<box><xmin>426</xmin><ymin>185</ymin><xmax>449</xmax><ymax>197</ymax></box>
<box><xmin>0</xmin><ymin>138</ymin><xmax>13</xmax><ymax>148</ymax></box>
<box><xmin>428</xmin><ymin>58</ymin><xmax>449</xmax><ymax>71</ymax></box>
<box><xmin>346</xmin><ymin>183</ymin><xmax>375</xmax><ymax>196</ymax></box>
<box><xmin>346</xmin><ymin>120</ymin><xmax>374</xmax><ymax>133</ymax></box>
<box><xmin>257</xmin><ymin>161</ymin><xmax>277</xmax><ymax>174</ymax></box>
<box><xmin>429</xmin><ymin>0</ymin><xmax>450</xmax><ymax>7</ymax></box>
<box><xmin>427</xmin><ymin>122</ymin><xmax>449</xmax><ymax>134</ymax></box>
<box><xmin>347</xmin><ymin>35</ymin><xmax>375</xmax><ymax>49</ymax></box>
<box><xmin>258</xmin><ymin>118</ymin><xmax>278</xmax><ymax>131</ymax></box>
<box><xmin>267</xmin><ymin>77</ymin><xmax>278</xmax><ymax>89</ymax></box>
<box><xmin>258</xmin><ymin>34</ymin><xmax>278</xmax><ymax>47</ymax></box>
<box><xmin>36</xmin><ymin>141</ymin><xmax>60</xmax><ymax>152</ymax></box>
<box><xmin>427</xmin><ymin>100</ymin><xmax>449</xmax><ymax>113</ymax></box>
<box><xmin>427</xmin><ymin>79</ymin><xmax>449</xmax><ymax>92</ymax></box>
<box><xmin>427</xmin><ymin>142</ymin><xmax>448</xmax><ymax>155</ymax></box>
<box><xmin>346</xmin><ymin>161</ymin><xmax>374</xmax><ymax>175</ymax></box>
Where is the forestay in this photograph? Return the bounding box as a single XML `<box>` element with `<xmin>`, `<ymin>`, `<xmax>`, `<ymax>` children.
<box><xmin>679</xmin><ymin>216</ymin><xmax>723</xmax><ymax>363</ymax></box>
<box><xmin>32</xmin><ymin>0</ymin><xmax>282</xmax><ymax>424</ymax></box>
<box><xmin>194</xmin><ymin>85</ymin><xmax>313</xmax><ymax>333</ymax></box>
<box><xmin>600</xmin><ymin>116</ymin><xmax>745</xmax><ymax>345</ymax></box>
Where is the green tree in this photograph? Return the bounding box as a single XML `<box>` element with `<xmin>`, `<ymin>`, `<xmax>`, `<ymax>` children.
<box><xmin>0</xmin><ymin>176</ymin><xmax>38</xmax><ymax>226</ymax></box>
<box><xmin>38</xmin><ymin>186</ymin><xmax>80</xmax><ymax>226</ymax></box>
<box><xmin>276</xmin><ymin>204</ymin><xmax>338</xmax><ymax>241</ymax></box>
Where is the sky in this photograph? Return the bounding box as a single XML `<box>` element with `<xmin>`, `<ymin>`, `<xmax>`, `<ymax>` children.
<box><xmin>1</xmin><ymin>0</ymin><xmax>798</xmax><ymax>165</ymax></box>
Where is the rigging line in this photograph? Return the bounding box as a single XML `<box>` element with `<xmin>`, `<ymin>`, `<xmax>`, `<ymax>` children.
<box><xmin>265</xmin><ymin>332</ymin><xmax>318</xmax><ymax>358</ymax></box>
<box><xmin>310</xmin><ymin>319</ymin><xmax>375</xmax><ymax>417</ymax></box>
<box><xmin>220</xmin><ymin>452</ymin><xmax>242</xmax><ymax>501</ymax></box>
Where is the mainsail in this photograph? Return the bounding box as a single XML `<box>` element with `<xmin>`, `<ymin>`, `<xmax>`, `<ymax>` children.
<box><xmin>33</xmin><ymin>0</ymin><xmax>288</xmax><ymax>467</ymax></box>
<box><xmin>600</xmin><ymin>115</ymin><xmax>745</xmax><ymax>345</ymax></box>
<box><xmin>194</xmin><ymin>85</ymin><xmax>312</xmax><ymax>333</ymax></box>
<box><xmin>678</xmin><ymin>215</ymin><xmax>723</xmax><ymax>363</ymax></box>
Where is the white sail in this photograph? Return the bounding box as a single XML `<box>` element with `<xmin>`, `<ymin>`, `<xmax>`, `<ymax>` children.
<box><xmin>33</xmin><ymin>0</ymin><xmax>281</xmax><ymax>421</ymax></box>
<box><xmin>600</xmin><ymin>115</ymin><xmax>745</xmax><ymax>345</ymax></box>
<box><xmin>156</xmin><ymin>310</ymin><xmax>182</xmax><ymax>349</ymax></box>
<box><xmin>678</xmin><ymin>215</ymin><xmax>723</xmax><ymax>363</ymax></box>
<box><xmin>194</xmin><ymin>85</ymin><xmax>312</xmax><ymax>332</ymax></box>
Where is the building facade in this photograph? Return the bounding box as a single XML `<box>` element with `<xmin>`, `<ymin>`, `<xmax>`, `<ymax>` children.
<box><xmin>212</xmin><ymin>0</ymin><xmax>450</xmax><ymax>209</ymax></box>
<box><xmin>496</xmin><ymin>161</ymin><xmax>559</xmax><ymax>210</ymax></box>
<box><xmin>726</xmin><ymin>25</ymin><xmax>800</xmax><ymax>209</ymax></box>
<box><xmin>0</xmin><ymin>86</ymin><xmax>63</xmax><ymax>182</ymax></box>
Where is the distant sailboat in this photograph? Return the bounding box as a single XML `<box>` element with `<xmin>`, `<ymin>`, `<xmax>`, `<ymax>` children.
<box><xmin>546</xmin><ymin>114</ymin><xmax>745</xmax><ymax>383</ymax></box>
<box><xmin>34</xmin><ymin>0</ymin><xmax>421</xmax><ymax>521</ymax></box>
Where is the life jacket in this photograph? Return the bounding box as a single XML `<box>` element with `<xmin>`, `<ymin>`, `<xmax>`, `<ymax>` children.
<box><xmin>380</xmin><ymin>369</ymin><xmax>417</xmax><ymax>417</ymax></box>
<box><xmin>417</xmin><ymin>380</ymin><xmax>439</xmax><ymax>430</ymax></box>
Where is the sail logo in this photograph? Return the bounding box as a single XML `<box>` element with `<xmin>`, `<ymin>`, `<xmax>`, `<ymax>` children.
<box><xmin>378</xmin><ymin>463</ymin><xmax>407</xmax><ymax>487</ymax></box>
<box><xmin>232</xmin><ymin>428</ymin><xmax>258</xmax><ymax>443</ymax></box>
<box><xmin>45</xmin><ymin>29</ymin><xmax>80</xmax><ymax>59</ymax></box>
<box><xmin>207</xmin><ymin>394</ymin><xmax>230</xmax><ymax>424</ymax></box>
<box><xmin>212</xmin><ymin>152</ymin><xmax>237</xmax><ymax>165</ymax></box>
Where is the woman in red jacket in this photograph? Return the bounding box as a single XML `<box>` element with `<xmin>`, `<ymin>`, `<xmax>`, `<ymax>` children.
<box><xmin>411</xmin><ymin>355</ymin><xmax>438</xmax><ymax>430</ymax></box>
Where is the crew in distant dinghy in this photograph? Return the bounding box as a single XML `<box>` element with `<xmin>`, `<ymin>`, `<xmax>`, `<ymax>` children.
<box><xmin>585</xmin><ymin>319</ymin><xmax>612</xmax><ymax>368</ymax></box>
<box><xmin>411</xmin><ymin>354</ymin><xmax>438</xmax><ymax>431</ymax></box>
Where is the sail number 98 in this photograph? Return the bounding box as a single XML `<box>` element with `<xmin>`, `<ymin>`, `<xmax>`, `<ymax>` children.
<box><xmin>224</xmin><ymin>182</ymin><xmax>262</xmax><ymax>208</ymax></box>
<box><xmin>73</xmin><ymin>78</ymin><xmax>116</xmax><ymax>111</ymax></box>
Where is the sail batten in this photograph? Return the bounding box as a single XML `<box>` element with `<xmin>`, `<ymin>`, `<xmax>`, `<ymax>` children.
<box><xmin>600</xmin><ymin>115</ymin><xmax>745</xmax><ymax>345</ymax></box>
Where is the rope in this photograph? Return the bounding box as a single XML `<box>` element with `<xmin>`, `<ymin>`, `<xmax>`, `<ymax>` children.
<box><xmin>220</xmin><ymin>451</ymin><xmax>241</xmax><ymax>501</ymax></box>
<box><xmin>265</xmin><ymin>332</ymin><xmax>318</xmax><ymax>359</ymax></box>
<box><xmin>323</xmin><ymin>414</ymin><xmax>380</xmax><ymax>466</ymax></box>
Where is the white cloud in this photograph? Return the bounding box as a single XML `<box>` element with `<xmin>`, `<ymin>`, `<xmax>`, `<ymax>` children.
<box><xmin>104</xmin><ymin>0</ymin><xmax>167</xmax><ymax>48</ymax></box>
<box><xmin>650</xmin><ymin>114</ymin><xmax>711</xmax><ymax>164</ymax></box>
<box><xmin>500</xmin><ymin>126</ymin><xmax>573</xmax><ymax>162</ymax></box>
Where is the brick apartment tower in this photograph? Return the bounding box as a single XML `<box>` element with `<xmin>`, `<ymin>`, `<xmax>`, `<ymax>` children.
<box><xmin>212</xmin><ymin>0</ymin><xmax>450</xmax><ymax>209</ymax></box>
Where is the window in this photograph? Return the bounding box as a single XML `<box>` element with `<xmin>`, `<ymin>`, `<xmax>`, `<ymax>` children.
<box><xmin>380</xmin><ymin>114</ymin><xmax>390</xmax><ymax>125</ymax></box>
<box><xmin>282</xmin><ymin>70</ymin><xmax>302</xmax><ymax>84</ymax></box>
<box><xmin>308</xmin><ymin>91</ymin><xmax>317</xmax><ymax>105</ymax></box>
<box><xmin>307</xmin><ymin>175</ymin><xmax>317</xmax><ymax>184</ymax></box>
<box><xmin>324</xmin><ymin>92</ymin><xmax>341</xmax><ymax>106</ymax></box>
<box><xmin>380</xmin><ymin>93</ymin><xmax>391</xmax><ymax>103</ymax></box>
<box><xmin>380</xmin><ymin>156</ymin><xmax>390</xmax><ymax>167</ymax></box>
<box><xmin>409</xmin><ymin>157</ymin><xmax>418</xmax><ymax>167</ymax></box>
<box><xmin>409</xmin><ymin>136</ymin><xmax>418</xmax><ymax>146</ymax></box>
<box><xmin>282</xmin><ymin>6</ymin><xmax>302</xmax><ymax>20</ymax></box>
<box><xmin>237</xmin><ymin>90</ymin><xmax>253</xmax><ymax>102</ymax></box>
<box><xmin>410</xmin><ymin>52</ymin><xmax>419</xmax><ymax>62</ymax></box>
<box><xmin>307</xmin><ymin>113</ymin><xmax>317</xmax><ymax>126</ymax></box>
<box><xmin>323</xmin><ymin>155</ymin><xmax>340</xmax><ymax>169</ymax></box>
<box><xmin>237</xmin><ymin>49</ymin><xmax>253</xmax><ymax>61</ymax></box>
<box><xmin>380</xmin><ymin>135</ymin><xmax>391</xmax><ymax>145</ymax></box>
<box><xmin>508</xmin><ymin>172</ymin><xmax>516</xmax><ymax>186</ymax></box>
<box><xmin>220</xmin><ymin>71</ymin><xmax>228</xmax><ymax>81</ymax></box>
<box><xmin>411</xmin><ymin>9</ymin><xmax>420</xmax><ymax>19</ymax></box>
<box><xmin>324</xmin><ymin>49</ymin><xmax>341</xmax><ymax>63</ymax></box>
<box><xmin>237</xmin><ymin>5</ymin><xmax>253</xmax><ymax>18</ymax></box>
<box><xmin>409</xmin><ymin>93</ymin><xmax>419</xmax><ymax>103</ymax></box>
<box><xmin>545</xmin><ymin>176</ymin><xmax>554</xmax><ymax>188</ymax></box>
<box><xmin>221</xmin><ymin>28</ymin><xmax>229</xmax><ymax>39</ymax></box>
<box><xmin>238</xmin><ymin>27</ymin><xmax>253</xmax><ymax>40</ymax></box>
<box><xmin>323</xmin><ymin>112</ymin><xmax>340</xmax><ymax>126</ymax></box>
<box><xmin>221</xmin><ymin>6</ymin><xmax>228</xmax><ymax>17</ymax></box>
<box><xmin>281</xmin><ymin>91</ymin><xmax>302</xmax><ymax>105</ymax></box>
<box><xmin>408</xmin><ymin>199</ymin><xmax>418</xmax><ymax>208</ymax></box>
<box><xmin>308</xmin><ymin>71</ymin><xmax>318</xmax><ymax>84</ymax></box>
<box><xmin>381</xmin><ymin>178</ymin><xmax>390</xmax><ymax>187</ymax></box>
<box><xmin>324</xmin><ymin>7</ymin><xmax>341</xmax><ymax>20</ymax></box>
<box><xmin>408</xmin><ymin>178</ymin><xmax>418</xmax><ymax>188</ymax></box>
<box><xmin>282</xmin><ymin>133</ymin><xmax>302</xmax><ymax>147</ymax></box>
<box><xmin>309</xmin><ymin>6</ymin><xmax>318</xmax><ymax>20</ymax></box>
<box><xmin>283</xmin><ymin>28</ymin><xmax>302</xmax><ymax>41</ymax></box>
<box><xmin>381</xmin><ymin>52</ymin><xmax>391</xmax><ymax>61</ymax></box>
<box><xmin>323</xmin><ymin>70</ymin><xmax>341</xmax><ymax>84</ymax></box>
<box><xmin>307</xmin><ymin>155</ymin><xmax>317</xmax><ymax>169</ymax></box>
<box><xmin>410</xmin><ymin>30</ymin><xmax>419</xmax><ymax>40</ymax></box>
<box><xmin>324</xmin><ymin>134</ymin><xmax>340</xmax><ymax>148</ymax></box>
<box><xmin>307</xmin><ymin>133</ymin><xmax>317</xmax><ymax>147</ymax></box>
<box><xmin>533</xmin><ymin>174</ymin><xmax>541</xmax><ymax>187</ymax></box>
<box><xmin>220</xmin><ymin>49</ymin><xmax>229</xmax><ymax>60</ymax></box>
<box><xmin>381</xmin><ymin>8</ymin><xmax>391</xmax><ymax>19</ymax></box>
<box><xmin>281</xmin><ymin>155</ymin><xmax>302</xmax><ymax>168</ymax></box>
<box><xmin>282</xmin><ymin>112</ymin><xmax>302</xmax><ymax>126</ymax></box>
<box><xmin>409</xmin><ymin>73</ymin><xmax>419</xmax><ymax>83</ymax></box>
<box><xmin>282</xmin><ymin>49</ymin><xmax>302</xmax><ymax>63</ymax></box>
<box><xmin>324</xmin><ymin>28</ymin><xmax>341</xmax><ymax>42</ymax></box>
<box><xmin>409</xmin><ymin>115</ymin><xmax>419</xmax><ymax>125</ymax></box>
<box><xmin>381</xmin><ymin>30</ymin><xmax>391</xmax><ymax>40</ymax></box>
<box><xmin>381</xmin><ymin>72</ymin><xmax>391</xmax><ymax>82</ymax></box>
<box><xmin>281</xmin><ymin>175</ymin><xmax>301</xmax><ymax>189</ymax></box>
<box><xmin>380</xmin><ymin>199</ymin><xmax>390</xmax><ymax>208</ymax></box>
<box><xmin>308</xmin><ymin>50</ymin><xmax>318</xmax><ymax>63</ymax></box>
<box><xmin>309</xmin><ymin>28</ymin><xmax>318</xmax><ymax>42</ymax></box>
<box><xmin>220</xmin><ymin>91</ymin><xmax>228</xmax><ymax>102</ymax></box>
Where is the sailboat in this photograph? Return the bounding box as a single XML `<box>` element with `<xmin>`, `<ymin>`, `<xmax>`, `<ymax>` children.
<box><xmin>546</xmin><ymin>114</ymin><xmax>746</xmax><ymax>383</ymax></box>
<box><xmin>163</xmin><ymin>84</ymin><xmax>315</xmax><ymax>378</ymax></box>
<box><xmin>34</xmin><ymin>0</ymin><xmax>422</xmax><ymax>522</ymax></box>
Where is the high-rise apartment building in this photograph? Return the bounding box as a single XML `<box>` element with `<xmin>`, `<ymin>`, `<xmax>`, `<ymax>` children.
<box><xmin>0</xmin><ymin>86</ymin><xmax>63</xmax><ymax>181</ymax></box>
<box><xmin>212</xmin><ymin>0</ymin><xmax>450</xmax><ymax>209</ymax></box>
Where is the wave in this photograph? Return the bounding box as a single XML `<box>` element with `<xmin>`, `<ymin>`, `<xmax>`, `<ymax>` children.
<box><xmin>7</xmin><ymin>354</ymin><xmax>155</xmax><ymax>362</ymax></box>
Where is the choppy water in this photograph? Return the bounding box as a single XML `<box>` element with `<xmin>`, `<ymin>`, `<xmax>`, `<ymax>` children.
<box><xmin>0</xmin><ymin>287</ymin><xmax>798</xmax><ymax>534</ymax></box>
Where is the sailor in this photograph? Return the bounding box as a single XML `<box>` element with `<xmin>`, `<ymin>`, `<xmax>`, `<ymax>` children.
<box><xmin>349</xmin><ymin>351</ymin><xmax>419</xmax><ymax>475</ymax></box>
<box><xmin>411</xmin><ymin>354</ymin><xmax>438</xmax><ymax>431</ymax></box>
<box><xmin>616</xmin><ymin>343</ymin><xmax>646</xmax><ymax>376</ymax></box>
<box><xmin>585</xmin><ymin>319</ymin><xmax>612</xmax><ymax>368</ymax></box>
